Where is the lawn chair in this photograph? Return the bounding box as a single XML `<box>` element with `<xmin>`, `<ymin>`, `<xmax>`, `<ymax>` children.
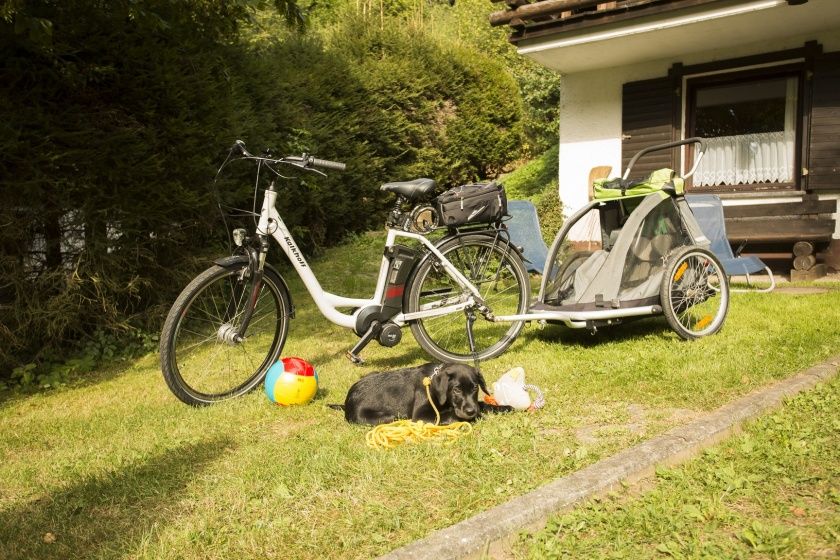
<box><xmin>505</xmin><ymin>199</ymin><xmax>549</xmax><ymax>274</ymax></box>
<box><xmin>685</xmin><ymin>194</ymin><xmax>775</xmax><ymax>293</ymax></box>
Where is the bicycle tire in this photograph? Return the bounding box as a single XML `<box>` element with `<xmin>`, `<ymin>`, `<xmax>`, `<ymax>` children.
<box><xmin>406</xmin><ymin>233</ymin><xmax>529</xmax><ymax>363</ymax></box>
<box><xmin>660</xmin><ymin>245</ymin><xmax>729</xmax><ymax>340</ymax></box>
<box><xmin>160</xmin><ymin>263</ymin><xmax>291</xmax><ymax>406</ymax></box>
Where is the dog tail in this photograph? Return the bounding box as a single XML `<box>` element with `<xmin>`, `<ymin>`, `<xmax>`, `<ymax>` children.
<box><xmin>326</xmin><ymin>404</ymin><xmax>345</xmax><ymax>411</ymax></box>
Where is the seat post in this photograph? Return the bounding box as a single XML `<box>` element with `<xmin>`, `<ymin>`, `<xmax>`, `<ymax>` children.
<box><xmin>386</xmin><ymin>195</ymin><xmax>407</xmax><ymax>228</ymax></box>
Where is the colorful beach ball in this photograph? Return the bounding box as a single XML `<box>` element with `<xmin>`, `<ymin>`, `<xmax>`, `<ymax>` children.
<box><xmin>264</xmin><ymin>357</ymin><xmax>318</xmax><ymax>406</ymax></box>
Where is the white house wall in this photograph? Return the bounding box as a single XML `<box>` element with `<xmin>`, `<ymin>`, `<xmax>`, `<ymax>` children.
<box><xmin>553</xmin><ymin>30</ymin><xmax>840</xmax><ymax>242</ymax></box>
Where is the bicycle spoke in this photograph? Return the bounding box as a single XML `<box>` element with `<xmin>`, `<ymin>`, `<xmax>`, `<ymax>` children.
<box><xmin>409</xmin><ymin>235</ymin><xmax>528</xmax><ymax>362</ymax></box>
<box><xmin>163</xmin><ymin>265</ymin><xmax>288</xmax><ymax>403</ymax></box>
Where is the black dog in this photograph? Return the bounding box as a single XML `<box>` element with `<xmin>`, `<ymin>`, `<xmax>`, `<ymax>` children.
<box><xmin>332</xmin><ymin>363</ymin><xmax>510</xmax><ymax>426</ymax></box>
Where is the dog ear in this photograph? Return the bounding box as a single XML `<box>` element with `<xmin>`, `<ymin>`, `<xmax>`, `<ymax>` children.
<box><xmin>476</xmin><ymin>369</ymin><xmax>490</xmax><ymax>396</ymax></box>
<box><xmin>431</xmin><ymin>368</ymin><xmax>450</xmax><ymax>406</ymax></box>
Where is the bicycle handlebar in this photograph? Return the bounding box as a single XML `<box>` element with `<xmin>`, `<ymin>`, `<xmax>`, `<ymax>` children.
<box><xmin>232</xmin><ymin>140</ymin><xmax>346</xmax><ymax>172</ymax></box>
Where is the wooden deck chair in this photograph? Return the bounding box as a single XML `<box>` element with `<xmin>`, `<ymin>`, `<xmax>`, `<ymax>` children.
<box><xmin>685</xmin><ymin>194</ymin><xmax>776</xmax><ymax>293</ymax></box>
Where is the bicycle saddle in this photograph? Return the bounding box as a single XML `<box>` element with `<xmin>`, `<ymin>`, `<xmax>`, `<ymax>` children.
<box><xmin>380</xmin><ymin>178</ymin><xmax>437</xmax><ymax>201</ymax></box>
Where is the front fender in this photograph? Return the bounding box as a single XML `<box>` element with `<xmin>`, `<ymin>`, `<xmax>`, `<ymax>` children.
<box><xmin>213</xmin><ymin>255</ymin><xmax>295</xmax><ymax>319</ymax></box>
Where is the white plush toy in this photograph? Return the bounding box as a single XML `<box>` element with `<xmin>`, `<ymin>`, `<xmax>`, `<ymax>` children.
<box><xmin>491</xmin><ymin>367</ymin><xmax>544</xmax><ymax>411</ymax></box>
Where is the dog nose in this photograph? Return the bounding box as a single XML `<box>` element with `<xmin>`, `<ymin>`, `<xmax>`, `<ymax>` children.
<box><xmin>463</xmin><ymin>405</ymin><xmax>477</xmax><ymax>417</ymax></box>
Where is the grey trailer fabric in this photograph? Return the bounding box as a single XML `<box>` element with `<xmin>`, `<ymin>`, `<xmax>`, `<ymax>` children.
<box><xmin>538</xmin><ymin>189</ymin><xmax>715</xmax><ymax>310</ymax></box>
<box><xmin>576</xmin><ymin>193</ymin><xmax>674</xmax><ymax>305</ymax></box>
<box><xmin>568</xmin><ymin>250</ymin><xmax>609</xmax><ymax>305</ymax></box>
<box><xmin>685</xmin><ymin>194</ymin><xmax>769</xmax><ymax>276</ymax></box>
<box><xmin>506</xmin><ymin>200</ymin><xmax>549</xmax><ymax>274</ymax></box>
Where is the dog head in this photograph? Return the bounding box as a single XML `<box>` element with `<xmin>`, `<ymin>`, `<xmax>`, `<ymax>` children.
<box><xmin>431</xmin><ymin>364</ymin><xmax>489</xmax><ymax>421</ymax></box>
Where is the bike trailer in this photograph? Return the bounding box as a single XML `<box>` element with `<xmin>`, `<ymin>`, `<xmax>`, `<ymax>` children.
<box><xmin>522</xmin><ymin>164</ymin><xmax>727</xmax><ymax>338</ymax></box>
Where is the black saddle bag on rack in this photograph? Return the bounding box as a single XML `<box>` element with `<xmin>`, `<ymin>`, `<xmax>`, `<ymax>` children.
<box><xmin>435</xmin><ymin>181</ymin><xmax>507</xmax><ymax>227</ymax></box>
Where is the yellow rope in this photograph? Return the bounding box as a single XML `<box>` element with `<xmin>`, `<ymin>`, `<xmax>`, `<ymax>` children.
<box><xmin>365</xmin><ymin>420</ymin><xmax>472</xmax><ymax>449</ymax></box>
<box><xmin>365</xmin><ymin>375</ymin><xmax>473</xmax><ymax>449</ymax></box>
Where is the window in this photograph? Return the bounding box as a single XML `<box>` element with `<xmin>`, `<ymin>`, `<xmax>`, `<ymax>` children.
<box><xmin>687</xmin><ymin>70</ymin><xmax>801</xmax><ymax>190</ymax></box>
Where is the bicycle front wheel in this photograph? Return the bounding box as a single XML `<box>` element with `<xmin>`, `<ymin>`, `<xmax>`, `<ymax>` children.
<box><xmin>406</xmin><ymin>233</ymin><xmax>529</xmax><ymax>363</ymax></box>
<box><xmin>160</xmin><ymin>264</ymin><xmax>291</xmax><ymax>406</ymax></box>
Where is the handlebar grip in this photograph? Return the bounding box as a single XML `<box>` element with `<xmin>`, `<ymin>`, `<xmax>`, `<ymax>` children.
<box><xmin>309</xmin><ymin>157</ymin><xmax>346</xmax><ymax>171</ymax></box>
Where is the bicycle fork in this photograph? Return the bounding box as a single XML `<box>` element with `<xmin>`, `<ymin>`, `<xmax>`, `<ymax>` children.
<box><xmin>218</xmin><ymin>235</ymin><xmax>270</xmax><ymax>345</ymax></box>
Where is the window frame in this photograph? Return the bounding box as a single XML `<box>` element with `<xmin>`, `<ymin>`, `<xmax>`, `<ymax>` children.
<box><xmin>684</xmin><ymin>63</ymin><xmax>805</xmax><ymax>193</ymax></box>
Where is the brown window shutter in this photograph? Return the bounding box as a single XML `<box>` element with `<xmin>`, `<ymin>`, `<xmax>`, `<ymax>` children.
<box><xmin>807</xmin><ymin>52</ymin><xmax>840</xmax><ymax>191</ymax></box>
<box><xmin>621</xmin><ymin>76</ymin><xmax>676</xmax><ymax>180</ymax></box>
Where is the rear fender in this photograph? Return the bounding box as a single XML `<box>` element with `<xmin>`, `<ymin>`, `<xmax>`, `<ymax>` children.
<box><xmin>402</xmin><ymin>232</ymin><xmax>523</xmax><ymax>312</ymax></box>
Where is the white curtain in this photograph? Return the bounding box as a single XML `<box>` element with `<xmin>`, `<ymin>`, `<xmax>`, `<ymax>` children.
<box><xmin>694</xmin><ymin>77</ymin><xmax>797</xmax><ymax>187</ymax></box>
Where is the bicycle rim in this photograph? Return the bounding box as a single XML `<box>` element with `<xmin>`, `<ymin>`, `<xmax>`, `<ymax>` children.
<box><xmin>665</xmin><ymin>249</ymin><xmax>728</xmax><ymax>338</ymax></box>
<box><xmin>164</xmin><ymin>266</ymin><xmax>288</xmax><ymax>403</ymax></box>
<box><xmin>409</xmin><ymin>237</ymin><xmax>528</xmax><ymax>362</ymax></box>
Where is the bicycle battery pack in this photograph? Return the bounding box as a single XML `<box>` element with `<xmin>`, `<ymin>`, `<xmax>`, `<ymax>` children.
<box><xmin>380</xmin><ymin>244</ymin><xmax>418</xmax><ymax>319</ymax></box>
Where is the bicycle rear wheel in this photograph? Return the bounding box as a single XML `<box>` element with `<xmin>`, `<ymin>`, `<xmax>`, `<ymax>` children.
<box><xmin>160</xmin><ymin>264</ymin><xmax>291</xmax><ymax>405</ymax></box>
<box><xmin>406</xmin><ymin>233</ymin><xmax>529</xmax><ymax>363</ymax></box>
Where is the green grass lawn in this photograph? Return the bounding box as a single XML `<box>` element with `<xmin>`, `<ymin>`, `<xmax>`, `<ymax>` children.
<box><xmin>516</xmin><ymin>374</ymin><xmax>840</xmax><ymax>559</ymax></box>
<box><xmin>1</xmin><ymin>231</ymin><xmax>839</xmax><ymax>559</ymax></box>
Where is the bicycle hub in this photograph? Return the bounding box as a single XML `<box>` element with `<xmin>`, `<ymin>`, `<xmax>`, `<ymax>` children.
<box><xmin>217</xmin><ymin>323</ymin><xmax>243</xmax><ymax>345</ymax></box>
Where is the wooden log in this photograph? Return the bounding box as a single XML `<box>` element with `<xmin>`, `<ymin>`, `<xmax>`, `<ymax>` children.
<box><xmin>724</xmin><ymin>217</ymin><xmax>835</xmax><ymax>243</ymax></box>
<box><xmin>793</xmin><ymin>254</ymin><xmax>817</xmax><ymax>271</ymax></box>
<box><xmin>793</xmin><ymin>240</ymin><xmax>815</xmax><ymax>257</ymax></box>
<box><xmin>791</xmin><ymin>263</ymin><xmax>827</xmax><ymax>282</ymax></box>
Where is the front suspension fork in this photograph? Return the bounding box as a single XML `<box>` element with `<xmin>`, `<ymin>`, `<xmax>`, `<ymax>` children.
<box><xmin>232</xmin><ymin>236</ymin><xmax>270</xmax><ymax>340</ymax></box>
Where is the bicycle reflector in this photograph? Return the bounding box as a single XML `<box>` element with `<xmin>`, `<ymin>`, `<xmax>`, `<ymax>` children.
<box><xmin>232</xmin><ymin>228</ymin><xmax>247</xmax><ymax>246</ymax></box>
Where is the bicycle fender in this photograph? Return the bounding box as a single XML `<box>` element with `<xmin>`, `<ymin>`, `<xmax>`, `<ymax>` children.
<box><xmin>214</xmin><ymin>255</ymin><xmax>249</xmax><ymax>268</ymax></box>
<box><xmin>213</xmin><ymin>255</ymin><xmax>295</xmax><ymax>319</ymax></box>
<box><xmin>401</xmin><ymin>232</ymin><xmax>524</xmax><ymax>313</ymax></box>
<box><xmin>412</xmin><ymin>231</ymin><xmax>525</xmax><ymax>274</ymax></box>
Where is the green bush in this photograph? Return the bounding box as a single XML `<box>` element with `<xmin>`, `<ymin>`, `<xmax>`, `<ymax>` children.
<box><xmin>0</xmin><ymin>1</ymin><xmax>532</xmax><ymax>377</ymax></box>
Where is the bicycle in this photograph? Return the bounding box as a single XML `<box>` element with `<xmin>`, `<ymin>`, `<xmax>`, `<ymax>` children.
<box><xmin>159</xmin><ymin>140</ymin><xmax>530</xmax><ymax>406</ymax></box>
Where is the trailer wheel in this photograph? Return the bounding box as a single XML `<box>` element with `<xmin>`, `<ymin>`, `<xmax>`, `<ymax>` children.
<box><xmin>660</xmin><ymin>245</ymin><xmax>729</xmax><ymax>340</ymax></box>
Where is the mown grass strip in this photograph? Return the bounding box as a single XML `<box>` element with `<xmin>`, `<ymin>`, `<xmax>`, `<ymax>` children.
<box><xmin>1</xmin><ymin>232</ymin><xmax>839</xmax><ymax>559</ymax></box>
<box><xmin>517</xmin><ymin>375</ymin><xmax>840</xmax><ymax>559</ymax></box>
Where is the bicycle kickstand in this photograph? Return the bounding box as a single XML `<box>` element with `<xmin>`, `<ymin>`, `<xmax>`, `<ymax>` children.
<box><xmin>345</xmin><ymin>320</ymin><xmax>381</xmax><ymax>365</ymax></box>
<box><xmin>465</xmin><ymin>309</ymin><xmax>481</xmax><ymax>372</ymax></box>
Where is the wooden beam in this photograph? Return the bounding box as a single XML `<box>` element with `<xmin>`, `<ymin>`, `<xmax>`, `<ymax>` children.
<box><xmin>503</xmin><ymin>0</ymin><xmax>725</xmax><ymax>43</ymax></box>
<box><xmin>722</xmin><ymin>199</ymin><xmax>836</xmax><ymax>219</ymax></box>
<box><xmin>724</xmin><ymin>217</ymin><xmax>836</xmax><ymax>243</ymax></box>
<box><xmin>490</xmin><ymin>0</ymin><xmax>607</xmax><ymax>27</ymax></box>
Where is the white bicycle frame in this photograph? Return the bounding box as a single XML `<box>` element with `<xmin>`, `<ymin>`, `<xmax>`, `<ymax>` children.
<box><xmin>255</xmin><ymin>186</ymin><xmax>489</xmax><ymax>329</ymax></box>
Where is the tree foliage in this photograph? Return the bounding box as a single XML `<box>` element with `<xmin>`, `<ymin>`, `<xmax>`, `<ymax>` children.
<box><xmin>0</xmin><ymin>0</ymin><xmax>559</xmax><ymax>377</ymax></box>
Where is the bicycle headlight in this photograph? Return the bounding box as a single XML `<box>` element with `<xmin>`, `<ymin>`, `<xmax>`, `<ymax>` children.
<box><xmin>232</xmin><ymin>228</ymin><xmax>247</xmax><ymax>247</ymax></box>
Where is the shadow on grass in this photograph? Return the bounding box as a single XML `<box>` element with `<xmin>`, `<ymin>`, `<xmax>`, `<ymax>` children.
<box><xmin>531</xmin><ymin>316</ymin><xmax>671</xmax><ymax>347</ymax></box>
<box><xmin>307</xmin><ymin>345</ymin><xmax>428</xmax><ymax>371</ymax></box>
<box><xmin>0</xmin><ymin>438</ymin><xmax>232</xmax><ymax>560</ymax></box>
<box><xmin>0</xmin><ymin>354</ymin><xmax>154</xmax><ymax>408</ymax></box>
